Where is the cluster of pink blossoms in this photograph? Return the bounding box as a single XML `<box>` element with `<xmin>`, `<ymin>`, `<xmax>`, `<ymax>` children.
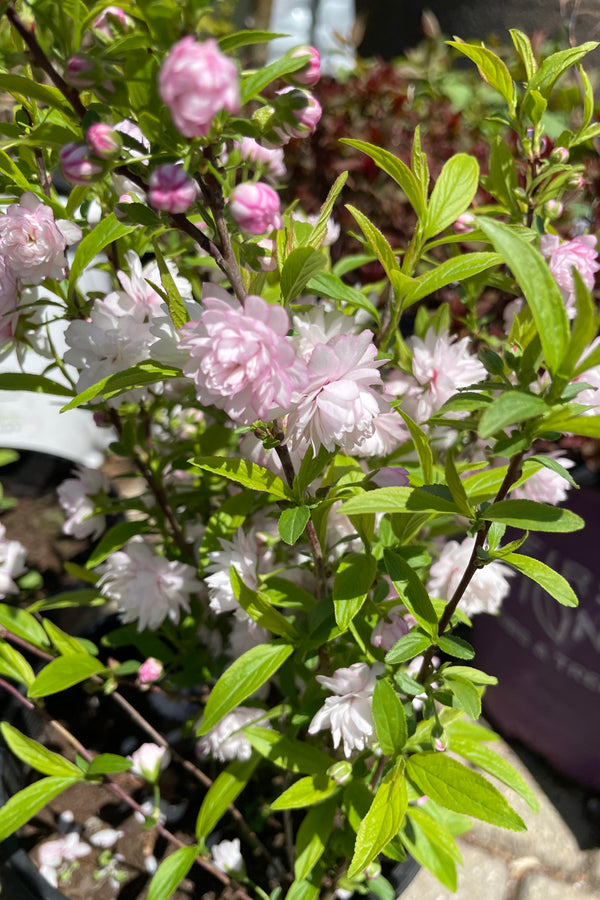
<box><xmin>540</xmin><ymin>233</ymin><xmax>600</xmax><ymax>316</ymax></box>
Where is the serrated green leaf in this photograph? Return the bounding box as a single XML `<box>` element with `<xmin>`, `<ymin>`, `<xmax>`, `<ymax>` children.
<box><xmin>28</xmin><ymin>654</ymin><xmax>106</xmax><ymax>698</ymax></box>
<box><xmin>190</xmin><ymin>456</ymin><xmax>291</xmax><ymax>499</ymax></box>
<box><xmin>447</xmin><ymin>41</ymin><xmax>515</xmax><ymax>111</ymax></box>
<box><xmin>0</xmin><ymin>604</ymin><xmax>51</xmax><ymax>648</ymax></box>
<box><xmin>241</xmin><ymin>55</ymin><xmax>309</xmax><ymax>103</ymax></box>
<box><xmin>407</xmin><ymin>807</ymin><xmax>463</xmax><ymax>863</ymax></box>
<box><xmin>406</xmin><ymin>752</ymin><xmax>526</xmax><ymax>830</ymax></box>
<box><xmin>0</xmin><ymin>776</ymin><xmax>80</xmax><ymax>842</ymax></box>
<box><xmin>68</xmin><ymin>215</ymin><xmax>135</xmax><ymax>296</ymax></box>
<box><xmin>372</xmin><ymin>679</ymin><xmax>408</xmax><ymax>755</ymax></box>
<box><xmin>527</xmin><ymin>42</ymin><xmax>598</xmax><ymax>98</ymax></box>
<box><xmin>0</xmin><ymin>373</ymin><xmax>73</xmax><ymax>397</ymax></box>
<box><xmin>383</xmin><ymin>548</ymin><xmax>437</xmax><ymax>633</ymax></box>
<box><xmin>218</xmin><ymin>29</ymin><xmax>286</xmax><ymax>52</ymax></box>
<box><xmin>401</xmin><ymin>812</ymin><xmax>458</xmax><ymax>891</ymax></box>
<box><xmin>197</xmin><ymin>642</ymin><xmax>293</xmax><ymax>735</ymax></box>
<box><xmin>444</xmin><ymin>453</ymin><xmax>474</xmax><ymax>517</ymax></box>
<box><xmin>279</xmin><ymin>506</ymin><xmax>311</xmax><ymax>545</ymax></box>
<box><xmin>271</xmin><ymin>774</ymin><xmax>337</xmax><ymax>810</ymax></box>
<box><xmin>86</xmin><ymin>753</ymin><xmax>133</xmax><ymax>777</ymax></box>
<box><xmin>61</xmin><ymin>361</ymin><xmax>182</xmax><ymax>410</ymax></box>
<box><xmin>333</xmin><ymin>552</ymin><xmax>376</xmax><ymax>631</ymax></box>
<box><xmin>398</xmin><ymin>410</ymin><xmax>433</xmax><ymax>483</ymax></box>
<box><xmin>445</xmin><ymin>675</ymin><xmax>481</xmax><ymax>719</ymax></box>
<box><xmin>342</xmin><ymin>139</ymin><xmax>424</xmax><ymax>215</ymax></box>
<box><xmin>436</xmin><ymin>635</ymin><xmax>475</xmax><ymax>660</ymax></box>
<box><xmin>348</xmin><ymin>763</ymin><xmax>407</xmax><ymax>878</ymax></box>
<box><xmin>230</xmin><ymin>566</ymin><xmax>298</xmax><ymax>639</ymax></box>
<box><xmin>196</xmin><ymin>757</ymin><xmax>258</xmax><ymax>840</ymax></box>
<box><xmin>281</xmin><ymin>247</ymin><xmax>327</xmax><ymax>303</ymax></box>
<box><xmin>42</xmin><ymin>618</ymin><xmax>96</xmax><ymax>656</ymax></box>
<box><xmin>527</xmin><ymin>454</ymin><xmax>578</xmax><ymax>488</ymax></box>
<box><xmin>151</xmin><ymin>238</ymin><xmax>189</xmax><ymax>329</ymax></box>
<box><xmin>403</xmin><ymin>252</ymin><xmax>502</xmax><ymax>308</ymax></box>
<box><xmin>147</xmin><ymin>845</ymin><xmax>198</xmax><ymax>900</ymax></box>
<box><xmin>306</xmin><ymin>172</ymin><xmax>348</xmax><ymax>249</ymax></box>
<box><xmin>478</xmin><ymin>392</ymin><xmax>548</xmax><ymax>439</ymax></box>
<box><xmin>1</xmin><ymin>723</ymin><xmax>82</xmax><ymax>777</ymax></box>
<box><xmin>443</xmin><ymin>666</ymin><xmax>497</xmax><ymax>685</ymax></box>
<box><xmin>306</xmin><ymin>271</ymin><xmax>380</xmax><ymax>322</ymax></box>
<box><xmin>448</xmin><ymin>736</ymin><xmax>539</xmax><ymax>812</ymax></box>
<box><xmin>385</xmin><ymin>630</ymin><xmax>432</xmax><ymax>665</ymax></box>
<box><xmin>481</xmin><ymin>499</ymin><xmax>584</xmax><ymax>532</ymax></box>
<box><xmin>339</xmin><ymin>486</ymin><xmax>460</xmax><ymax>517</ymax></box>
<box><xmin>294</xmin><ymin>796</ymin><xmax>337</xmax><ymax>881</ymax></box>
<box><xmin>477</xmin><ymin>218</ymin><xmax>569</xmax><ymax>375</ymax></box>
<box><xmin>345</xmin><ymin>204</ymin><xmax>412</xmax><ymax>302</ymax></box>
<box><xmin>244</xmin><ymin>726</ymin><xmax>334</xmax><ymax>775</ymax></box>
<box><xmin>502</xmin><ymin>552</ymin><xmax>578</xmax><ymax>606</ymax></box>
<box><xmin>510</xmin><ymin>29</ymin><xmax>537</xmax><ymax>78</ymax></box>
<box><xmin>423</xmin><ymin>154</ymin><xmax>479</xmax><ymax>240</ymax></box>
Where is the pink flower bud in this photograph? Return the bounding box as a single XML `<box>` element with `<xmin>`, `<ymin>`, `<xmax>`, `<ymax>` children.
<box><xmin>159</xmin><ymin>37</ymin><xmax>240</xmax><ymax>139</ymax></box>
<box><xmin>328</xmin><ymin>761</ymin><xmax>353</xmax><ymax>785</ymax></box>
<box><xmin>550</xmin><ymin>146</ymin><xmax>569</xmax><ymax>164</ymax></box>
<box><xmin>230</xmin><ymin>182</ymin><xmax>283</xmax><ymax>235</ymax></box>
<box><xmin>86</xmin><ymin>123</ymin><xmax>122</xmax><ymax>159</ymax></box>
<box><xmin>274</xmin><ymin>87</ymin><xmax>322</xmax><ymax>141</ymax></box>
<box><xmin>137</xmin><ymin>657</ymin><xmax>163</xmax><ymax>686</ymax></box>
<box><xmin>148</xmin><ymin>164</ymin><xmax>198</xmax><ymax>214</ymax></box>
<box><xmin>65</xmin><ymin>55</ymin><xmax>96</xmax><ymax>88</ymax></box>
<box><xmin>453</xmin><ymin>212</ymin><xmax>476</xmax><ymax>234</ymax></box>
<box><xmin>287</xmin><ymin>46</ymin><xmax>321</xmax><ymax>86</ymax></box>
<box><xmin>114</xmin><ymin>193</ymin><xmax>134</xmax><ymax>221</ymax></box>
<box><xmin>60</xmin><ymin>142</ymin><xmax>104</xmax><ymax>185</ymax></box>
<box><xmin>544</xmin><ymin>199</ymin><xmax>563</xmax><ymax>219</ymax></box>
<box><xmin>93</xmin><ymin>5</ymin><xmax>129</xmax><ymax>36</ymax></box>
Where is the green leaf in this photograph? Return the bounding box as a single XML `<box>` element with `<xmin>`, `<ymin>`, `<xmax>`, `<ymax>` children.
<box><xmin>423</xmin><ymin>154</ymin><xmax>480</xmax><ymax>239</ymax></box>
<box><xmin>447</xmin><ymin>41</ymin><xmax>516</xmax><ymax>111</ymax></box>
<box><xmin>345</xmin><ymin>204</ymin><xmax>413</xmax><ymax>301</ymax></box>
<box><xmin>527</xmin><ymin>42</ymin><xmax>598</xmax><ymax>98</ymax></box>
<box><xmin>509</xmin><ymin>29</ymin><xmax>537</xmax><ymax>78</ymax></box>
<box><xmin>528</xmin><ymin>454</ymin><xmax>578</xmax><ymax>488</ymax></box>
<box><xmin>86</xmin><ymin>753</ymin><xmax>133</xmax><ymax>777</ymax></box>
<box><xmin>398</xmin><ymin>410</ymin><xmax>433</xmax><ymax>483</ymax></box>
<box><xmin>348</xmin><ymin>763</ymin><xmax>407</xmax><ymax>878</ymax></box>
<box><xmin>279</xmin><ymin>506</ymin><xmax>311</xmax><ymax>545</ymax></box>
<box><xmin>0</xmin><ymin>605</ymin><xmax>50</xmax><ymax>649</ymax></box>
<box><xmin>401</xmin><ymin>812</ymin><xmax>458</xmax><ymax>891</ymax></box>
<box><xmin>197</xmin><ymin>642</ymin><xmax>293</xmax><ymax>735</ymax></box>
<box><xmin>372</xmin><ymin>679</ymin><xmax>408</xmax><ymax>755</ymax></box>
<box><xmin>285</xmin><ymin>877</ymin><xmax>321</xmax><ymax>900</ymax></box>
<box><xmin>230</xmin><ymin>566</ymin><xmax>298</xmax><ymax>639</ymax></box>
<box><xmin>436</xmin><ymin>634</ymin><xmax>475</xmax><ymax>660</ymax></box>
<box><xmin>271</xmin><ymin>774</ymin><xmax>337</xmax><ymax>810</ymax></box>
<box><xmin>294</xmin><ymin>796</ymin><xmax>337</xmax><ymax>881</ymax></box>
<box><xmin>333</xmin><ymin>552</ymin><xmax>377</xmax><ymax>631</ymax></box>
<box><xmin>403</xmin><ymin>252</ymin><xmax>502</xmax><ymax>308</ymax></box>
<box><xmin>406</xmin><ymin>752</ymin><xmax>526</xmax><ymax>830</ymax></box>
<box><xmin>443</xmin><ymin>665</ymin><xmax>497</xmax><ymax>685</ymax></box>
<box><xmin>306</xmin><ymin>172</ymin><xmax>348</xmax><ymax>249</ymax></box>
<box><xmin>407</xmin><ymin>807</ymin><xmax>463</xmax><ymax>863</ymax></box>
<box><xmin>444</xmin><ymin>453</ymin><xmax>474</xmax><ymax>517</ymax></box>
<box><xmin>281</xmin><ymin>247</ymin><xmax>327</xmax><ymax>303</ymax></box>
<box><xmin>190</xmin><ymin>456</ymin><xmax>291</xmax><ymax>499</ymax></box>
<box><xmin>502</xmin><ymin>552</ymin><xmax>578</xmax><ymax>607</ymax></box>
<box><xmin>478</xmin><ymin>391</ymin><xmax>548</xmax><ymax>438</ymax></box>
<box><xmin>383</xmin><ymin>548</ymin><xmax>438</xmax><ymax>633</ymax></box>
<box><xmin>385</xmin><ymin>630</ymin><xmax>432</xmax><ymax>665</ymax></box>
<box><xmin>28</xmin><ymin>654</ymin><xmax>106</xmax><ymax>698</ymax></box>
<box><xmin>241</xmin><ymin>55</ymin><xmax>309</xmax><ymax>103</ymax></box>
<box><xmin>0</xmin><ymin>75</ymin><xmax>73</xmax><ymax>112</ymax></box>
<box><xmin>306</xmin><ymin>271</ymin><xmax>380</xmax><ymax>322</ymax></box>
<box><xmin>42</xmin><ymin>619</ymin><xmax>95</xmax><ymax>656</ymax></box>
<box><xmin>61</xmin><ymin>361</ymin><xmax>182</xmax><ymax>410</ymax></box>
<box><xmin>481</xmin><ymin>499</ymin><xmax>584</xmax><ymax>533</ymax></box>
<box><xmin>0</xmin><ymin>373</ymin><xmax>73</xmax><ymax>397</ymax></box>
<box><xmin>218</xmin><ymin>29</ymin><xmax>286</xmax><ymax>52</ymax></box>
<box><xmin>195</xmin><ymin>757</ymin><xmax>258</xmax><ymax>839</ymax></box>
<box><xmin>341</xmin><ymin>140</ymin><xmax>424</xmax><ymax>215</ymax></box>
<box><xmin>86</xmin><ymin>520</ymin><xmax>149</xmax><ymax>569</ymax></box>
<box><xmin>448</xmin><ymin>736</ymin><xmax>539</xmax><ymax>812</ymax></box>
<box><xmin>244</xmin><ymin>726</ymin><xmax>334</xmax><ymax>775</ymax></box>
<box><xmin>0</xmin><ymin>642</ymin><xmax>35</xmax><ymax>687</ymax></box>
<box><xmin>477</xmin><ymin>218</ymin><xmax>569</xmax><ymax>374</ymax></box>
<box><xmin>68</xmin><ymin>215</ymin><xmax>135</xmax><ymax>295</ymax></box>
<box><xmin>339</xmin><ymin>486</ymin><xmax>460</xmax><ymax>517</ymax></box>
<box><xmin>150</xmin><ymin>238</ymin><xmax>189</xmax><ymax>329</ymax></box>
<box><xmin>445</xmin><ymin>675</ymin><xmax>481</xmax><ymax>719</ymax></box>
<box><xmin>0</xmin><ymin>776</ymin><xmax>80</xmax><ymax>843</ymax></box>
<box><xmin>147</xmin><ymin>845</ymin><xmax>198</xmax><ymax>900</ymax></box>
<box><xmin>554</xmin><ymin>415</ymin><xmax>600</xmax><ymax>438</ymax></box>
<box><xmin>1</xmin><ymin>723</ymin><xmax>82</xmax><ymax>778</ymax></box>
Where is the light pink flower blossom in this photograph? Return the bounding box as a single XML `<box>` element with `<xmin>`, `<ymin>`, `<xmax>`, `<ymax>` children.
<box><xmin>148</xmin><ymin>163</ymin><xmax>198</xmax><ymax>214</ymax></box>
<box><xmin>129</xmin><ymin>742</ymin><xmax>170</xmax><ymax>782</ymax></box>
<box><xmin>288</xmin><ymin>46</ymin><xmax>321</xmax><ymax>86</ymax></box>
<box><xmin>60</xmin><ymin>142</ymin><xmax>104</xmax><ymax>185</ymax></box>
<box><xmin>286</xmin><ymin>331</ymin><xmax>388</xmax><ymax>453</ymax></box>
<box><xmin>137</xmin><ymin>657</ymin><xmax>164</xmax><ymax>686</ymax></box>
<box><xmin>573</xmin><ymin>338</ymin><xmax>600</xmax><ymax>415</ymax></box>
<box><xmin>371</xmin><ymin>607</ymin><xmax>412</xmax><ymax>651</ymax></box>
<box><xmin>510</xmin><ymin>455</ymin><xmax>575</xmax><ymax>505</ymax></box>
<box><xmin>57</xmin><ymin>465</ymin><xmax>110</xmax><ymax>540</ymax></box>
<box><xmin>540</xmin><ymin>233</ymin><xmax>599</xmax><ymax>316</ymax></box>
<box><xmin>196</xmin><ymin>707</ymin><xmax>268</xmax><ymax>762</ymax></box>
<box><xmin>0</xmin><ymin>193</ymin><xmax>81</xmax><ymax>285</ymax></box>
<box><xmin>65</xmin><ymin>55</ymin><xmax>96</xmax><ymax>88</ymax></box>
<box><xmin>0</xmin><ymin>523</ymin><xmax>26</xmax><ymax>598</ymax></box>
<box><xmin>159</xmin><ymin>37</ymin><xmax>240</xmax><ymax>138</ymax></box>
<box><xmin>353</xmin><ymin>409</ymin><xmax>409</xmax><ymax>457</ymax></box>
<box><xmin>38</xmin><ymin>832</ymin><xmax>91</xmax><ymax>887</ymax></box>
<box><xmin>230</xmin><ymin>182</ymin><xmax>283</xmax><ymax>235</ymax></box>
<box><xmin>97</xmin><ymin>539</ymin><xmax>201</xmax><ymax>630</ymax></box>
<box><xmin>86</xmin><ymin>123</ymin><xmax>122</xmax><ymax>159</ymax></box>
<box><xmin>427</xmin><ymin>537</ymin><xmax>512</xmax><ymax>618</ymax></box>
<box><xmin>234</xmin><ymin>137</ymin><xmax>286</xmax><ymax>180</ymax></box>
<box><xmin>308</xmin><ymin>662</ymin><xmax>381</xmax><ymax>758</ymax></box>
<box><xmin>292</xmin><ymin>307</ymin><xmax>356</xmax><ymax>362</ymax></box>
<box><xmin>205</xmin><ymin>529</ymin><xmax>259</xmax><ymax>615</ymax></box>
<box><xmin>177</xmin><ymin>285</ymin><xmax>307</xmax><ymax>423</ymax></box>
<box><xmin>93</xmin><ymin>5</ymin><xmax>129</xmax><ymax>35</ymax></box>
<box><xmin>0</xmin><ymin>256</ymin><xmax>18</xmax><ymax>343</ymax></box>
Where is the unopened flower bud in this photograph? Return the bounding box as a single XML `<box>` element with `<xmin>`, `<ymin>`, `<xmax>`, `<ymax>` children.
<box><xmin>137</xmin><ymin>657</ymin><xmax>163</xmax><ymax>686</ymax></box>
<box><xmin>65</xmin><ymin>55</ymin><xmax>96</xmax><ymax>88</ymax></box>
<box><xmin>453</xmin><ymin>212</ymin><xmax>476</xmax><ymax>234</ymax></box>
<box><xmin>129</xmin><ymin>743</ymin><xmax>170</xmax><ymax>783</ymax></box>
<box><xmin>566</xmin><ymin>173</ymin><xmax>585</xmax><ymax>189</ymax></box>
<box><xmin>287</xmin><ymin>46</ymin><xmax>321</xmax><ymax>86</ymax></box>
<box><xmin>148</xmin><ymin>164</ymin><xmax>198</xmax><ymax>214</ymax></box>
<box><xmin>328</xmin><ymin>761</ymin><xmax>353</xmax><ymax>785</ymax></box>
<box><xmin>114</xmin><ymin>193</ymin><xmax>135</xmax><ymax>221</ymax></box>
<box><xmin>230</xmin><ymin>181</ymin><xmax>282</xmax><ymax>234</ymax></box>
<box><xmin>366</xmin><ymin>861</ymin><xmax>381</xmax><ymax>880</ymax></box>
<box><xmin>86</xmin><ymin>123</ymin><xmax>122</xmax><ymax>159</ymax></box>
<box><xmin>60</xmin><ymin>142</ymin><xmax>104</xmax><ymax>185</ymax></box>
<box><xmin>544</xmin><ymin>199</ymin><xmax>563</xmax><ymax>219</ymax></box>
<box><xmin>550</xmin><ymin>146</ymin><xmax>569</xmax><ymax>165</ymax></box>
<box><xmin>272</xmin><ymin>87</ymin><xmax>322</xmax><ymax>142</ymax></box>
<box><xmin>93</xmin><ymin>5</ymin><xmax>129</xmax><ymax>36</ymax></box>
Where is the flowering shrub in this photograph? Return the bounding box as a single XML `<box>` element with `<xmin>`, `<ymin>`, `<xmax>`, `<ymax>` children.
<box><xmin>0</xmin><ymin>4</ymin><xmax>598</xmax><ymax>899</ymax></box>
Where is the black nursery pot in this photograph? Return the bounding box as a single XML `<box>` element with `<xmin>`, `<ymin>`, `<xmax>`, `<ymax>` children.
<box><xmin>471</xmin><ymin>479</ymin><xmax>600</xmax><ymax>790</ymax></box>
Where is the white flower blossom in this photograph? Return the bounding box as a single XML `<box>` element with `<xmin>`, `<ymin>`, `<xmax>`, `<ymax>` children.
<box><xmin>205</xmin><ymin>529</ymin><xmax>260</xmax><ymax>615</ymax></box>
<box><xmin>211</xmin><ymin>838</ymin><xmax>245</xmax><ymax>875</ymax></box>
<box><xmin>0</xmin><ymin>523</ymin><xmax>27</xmax><ymax>597</ymax></box>
<box><xmin>196</xmin><ymin>707</ymin><xmax>268</xmax><ymax>762</ymax></box>
<box><xmin>129</xmin><ymin>742</ymin><xmax>170</xmax><ymax>782</ymax></box>
<box><xmin>57</xmin><ymin>466</ymin><xmax>110</xmax><ymax>540</ymax></box>
<box><xmin>308</xmin><ymin>663</ymin><xmax>382</xmax><ymax>758</ymax></box>
<box><xmin>427</xmin><ymin>537</ymin><xmax>512</xmax><ymax>617</ymax></box>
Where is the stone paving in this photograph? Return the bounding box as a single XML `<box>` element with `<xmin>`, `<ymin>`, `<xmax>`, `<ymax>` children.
<box><xmin>401</xmin><ymin>735</ymin><xmax>600</xmax><ymax>899</ymax></box>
